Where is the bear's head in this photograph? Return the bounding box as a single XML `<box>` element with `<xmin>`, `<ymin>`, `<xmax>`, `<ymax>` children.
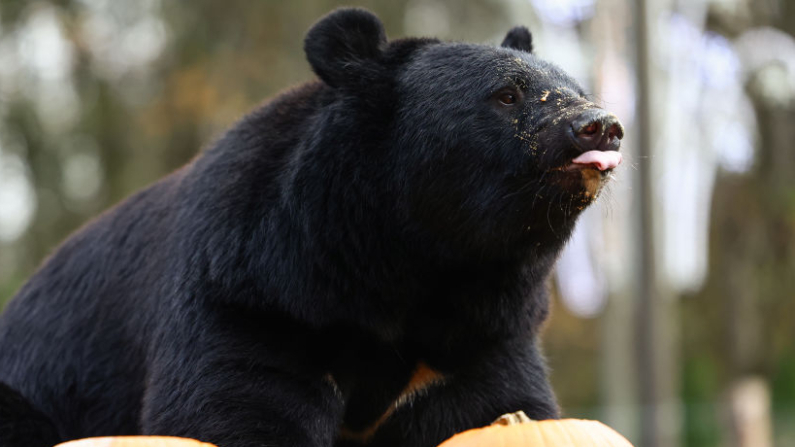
<box><xmin>303</xmin><ymin>8</ymin><xmax>623</xmax><ymax>260</ymax></box>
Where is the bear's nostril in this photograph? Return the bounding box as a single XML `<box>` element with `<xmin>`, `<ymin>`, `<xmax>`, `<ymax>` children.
<box><xmin>580</xmin><ymin>122</ymin><xmax>600</xmax><ymax>137</ymax></box>
<box><xmin>606</xmin><ymin>122</ymin><xmax>623</xmax><ymax>141</ymax></box>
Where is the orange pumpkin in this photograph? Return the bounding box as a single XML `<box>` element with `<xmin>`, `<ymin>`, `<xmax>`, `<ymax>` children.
<box><xmin>52</xmin><ymin>413</ymin><xmax>631</xmax><ymax>447</ymax></box>
<box><xmin>54</xmin><ymin>436</ymin><xmax>217</xmax><ymax>447</ymax></box>
<box><xmin>438</xmin><ymin>412</ymin><xmax>634</xmax><ymax>447</ymax></box>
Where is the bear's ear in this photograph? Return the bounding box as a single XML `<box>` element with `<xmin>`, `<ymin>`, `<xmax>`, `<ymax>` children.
<box><xmin>304</xmin><ymin>8</ymin><xmax>387</xmax><ymax>88</ymax></box>
<box><xmin>501</xmin><ymin>26</ymin><xmax>533</xmax><ymax>53</ymax></box>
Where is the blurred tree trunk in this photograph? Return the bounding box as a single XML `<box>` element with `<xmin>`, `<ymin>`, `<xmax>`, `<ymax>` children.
<box><xmin>632</xmin><ymin>0</ymin><xmax>681</xmax><ymax>445</ymax></box>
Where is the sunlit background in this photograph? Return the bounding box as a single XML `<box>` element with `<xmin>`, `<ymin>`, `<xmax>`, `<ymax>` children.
<box><xmin>1</xmin><ymin>0</ymin><xmax>793</xmax><ymax>446</ymax></box>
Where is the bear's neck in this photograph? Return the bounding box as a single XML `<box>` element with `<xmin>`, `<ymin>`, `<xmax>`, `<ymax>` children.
<box><xmin>256</xmin><ymin>175</ymin><xmax>566</xmax><ymax>344</ymax></box>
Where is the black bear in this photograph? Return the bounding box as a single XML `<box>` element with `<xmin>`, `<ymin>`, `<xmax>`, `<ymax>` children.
<box><xmin>0</xmin><ymin>8</ymin><xmax>623</xmax><ymax>447</ymax></box>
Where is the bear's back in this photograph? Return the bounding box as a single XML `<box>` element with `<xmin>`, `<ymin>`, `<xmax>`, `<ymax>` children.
<box><xmin>0</xmin><ymin>80</ymin><xmax>330</xmax><ymax>437</ymax></box>
<box><xmin>0</xmin><ymin>172</ymin><xmax>184</xmax><ymax>437</ymax></box>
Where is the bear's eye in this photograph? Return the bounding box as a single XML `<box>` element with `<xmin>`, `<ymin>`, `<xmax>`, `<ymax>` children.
<box><xmin>498</xmin><ymin>93</ymin><xmax>517</xmax><ymax>106</ymax></box>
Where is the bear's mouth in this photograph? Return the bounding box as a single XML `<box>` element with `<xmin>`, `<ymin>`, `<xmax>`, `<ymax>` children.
<box><xmin>566</xmin><ymin>150</ymin><xmax>622</xmax><ymax>172</ymax></box>
<box><xmin>550</xmin><ymin>150</ymin><xmax>622</xmax><ymax>198</ymax></box>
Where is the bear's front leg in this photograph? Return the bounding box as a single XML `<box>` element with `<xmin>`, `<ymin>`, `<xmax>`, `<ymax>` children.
<box><xmin>140</xmin><ymin>321</ymin><xmax>345</xmax><ymax>447</ymax></box>
<box><xmin>335</xmin><ymin>335</ymin><xmax>558</xmax><ymax>447</ymax></box>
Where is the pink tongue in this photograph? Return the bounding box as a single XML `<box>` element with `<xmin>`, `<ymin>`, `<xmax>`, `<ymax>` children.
<box><xmin>571</xmin><ymin>151</ymin><xmax>622</xmax><ymax>171</ymax></box>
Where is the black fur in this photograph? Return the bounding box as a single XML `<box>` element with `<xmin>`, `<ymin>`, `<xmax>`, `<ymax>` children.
<box><xmin>0</xmin><ymin>8</ymin><xmax>619</xmax><ymax>447</ymax></box>
<box><xmin>0</xmin><ymin>382</ymin><xmax>59</xmax><ymax>447</ymax></box>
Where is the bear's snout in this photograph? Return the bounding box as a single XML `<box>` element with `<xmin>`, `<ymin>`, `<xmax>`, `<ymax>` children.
<box><xmin>568</xmin><ymin>109</ymin><xmax>624</xmax><ymax>154</ymax></box>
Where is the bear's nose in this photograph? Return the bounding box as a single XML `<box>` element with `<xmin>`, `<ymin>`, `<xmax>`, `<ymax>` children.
<box><xmin>570</xmin><ymin>109</ymin><xmax>624</xmax><ymax>153</ymax></box>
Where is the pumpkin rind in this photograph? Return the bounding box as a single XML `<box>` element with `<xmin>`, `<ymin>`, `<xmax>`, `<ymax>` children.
<box><xmin>438</xmin><ymin>419</ymin><xmax>634</xmax><ymax>447</ymax></box>
<box><xmin>54</xmin><ymin>436</ymin><xmax>217</xmax><ymax>447</ymax></box>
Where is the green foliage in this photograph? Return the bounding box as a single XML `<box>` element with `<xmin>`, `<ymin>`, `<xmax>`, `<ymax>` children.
<box><xmin>682</xmin><ymin>357</ymin><xmax>721</xmax><ymax>447</ymax></box>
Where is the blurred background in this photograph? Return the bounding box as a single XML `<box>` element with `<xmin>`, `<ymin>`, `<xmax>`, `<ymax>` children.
<box><xmin>0</xmin><ymin>0</ymin><xmax>793</xmax><ymax>446</ymax></box>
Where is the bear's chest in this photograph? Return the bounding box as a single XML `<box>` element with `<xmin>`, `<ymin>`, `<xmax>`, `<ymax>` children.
<box><xmin>328</xmin><ymin>342</ymin><xmax>447</xmax><ymax>443</ymax></box>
